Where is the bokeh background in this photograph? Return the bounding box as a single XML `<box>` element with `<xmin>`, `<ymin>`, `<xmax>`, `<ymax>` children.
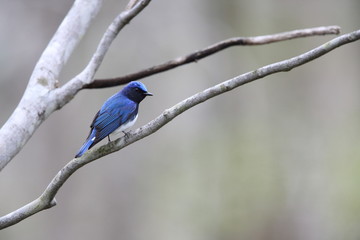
<box><xmin>1</xmin><ymin>0</ymin><xmax>360</xmax><ymax>239</ymax></box>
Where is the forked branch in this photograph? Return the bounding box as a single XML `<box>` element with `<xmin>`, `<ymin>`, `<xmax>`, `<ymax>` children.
<box><xmin>0</xmin><ymin>0</ymin><xmax>152</xmax><ymax>171</ymax></box>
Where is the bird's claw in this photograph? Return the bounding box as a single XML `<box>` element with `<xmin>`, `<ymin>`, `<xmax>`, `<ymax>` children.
<box><xmin>122</xmin><ymin>130</ymin><xmax>132</xmax><ymax>138</ymax></box>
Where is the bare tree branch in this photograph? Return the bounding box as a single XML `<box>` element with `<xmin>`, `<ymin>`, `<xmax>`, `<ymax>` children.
<box><xmin>86</xmin><ymin>25</ymin><xmax>341</xmax><ymax>89</ymax></box>
<box><xmin>72</xmin><ymin>0</ymin><xmax>152</xmax><ymax>86</ymax></box>
<box><xmin>49</xmin><ymin>0</ymin><xmax>152</xmax><ymax>111</ymax></box>
<box><xmin>0</xmin><ymin>0</ymin><xmax>103</xmax><ymax>171</ymax></box>
<box><xmin>1</xmin><ymin>28</ymin><xmax>359</xmax><ymax>230</ymax></box>
<box><xmin>0</xmin><ymin>0</ymin><xmax>152</xmax><ymax>171</ymax></box>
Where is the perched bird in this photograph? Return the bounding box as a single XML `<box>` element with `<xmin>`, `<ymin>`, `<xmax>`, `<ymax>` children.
<box><xmin>75</xmin><ymin>81</ymin><xmax>153</xmax><ymax>158</ymax></box>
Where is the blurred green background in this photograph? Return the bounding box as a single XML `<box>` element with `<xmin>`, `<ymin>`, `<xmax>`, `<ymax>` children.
<box><xmin>1</xmin><ymin>0</ymin><xmax>360</xmax><ymax>239</ymax></box>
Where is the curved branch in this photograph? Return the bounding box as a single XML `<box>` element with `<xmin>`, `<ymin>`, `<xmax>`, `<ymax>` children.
<box><xmin>86</xmin><ymin>25</ymin><xmax>340</xmax><ymax>88</ymax></box>
<box><xmin>1</xmin><ymin>28</ymin><xmax>359</xmax><ymax>230</ymax></box>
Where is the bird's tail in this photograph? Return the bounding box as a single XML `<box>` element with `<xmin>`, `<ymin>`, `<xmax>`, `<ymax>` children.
<box><xmin>75</xmin><ymin>130</ymin><xmax>96</xmax><ymax>158</ymax></box>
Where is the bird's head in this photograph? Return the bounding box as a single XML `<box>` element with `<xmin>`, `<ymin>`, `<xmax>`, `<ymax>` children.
<box><xmin>122</xmin><ymin>81</ymin><xmax>153</xmax><ymax>103</ymax></box>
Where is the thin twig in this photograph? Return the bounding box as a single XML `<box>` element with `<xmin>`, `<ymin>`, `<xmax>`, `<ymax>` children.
<box><xmin>1</xmin><ymin>28</ymin><xmax>359</xmax><ymax>230</ymax></box>
<box><xmin>86</xmin><ymin>25</ymin><xmax>340</xmax><ymax>89</ymax></box>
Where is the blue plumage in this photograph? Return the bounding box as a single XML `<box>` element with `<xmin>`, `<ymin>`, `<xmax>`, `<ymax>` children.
<box><xmin>75</xmin><ymin>81</ymin><xmax>152</xmax><ymax>158</ymax></box>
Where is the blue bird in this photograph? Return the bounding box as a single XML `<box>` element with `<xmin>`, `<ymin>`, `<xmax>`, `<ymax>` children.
<box><xmin>75</xmin><ymin>81</ymin><xmax>153</xmax><ymax>158</ymax></box>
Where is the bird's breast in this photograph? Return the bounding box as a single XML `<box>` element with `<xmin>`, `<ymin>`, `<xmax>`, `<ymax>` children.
<box><xmin>110</xmin><ymin>114</ymin><xmax>138</xmax><ymax>137</ymax></box>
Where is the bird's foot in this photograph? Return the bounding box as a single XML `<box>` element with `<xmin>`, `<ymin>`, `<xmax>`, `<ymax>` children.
<box><xmin>122</xmin><ymin>130</ymin><xmax>132</xmax><ymax>138</ymax></box>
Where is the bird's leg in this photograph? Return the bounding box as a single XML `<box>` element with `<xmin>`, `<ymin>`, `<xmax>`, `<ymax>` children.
<box><xmin>107</xmin><ymin>135</ymin><xmax>111</xmax><ymax>142</ymax></box>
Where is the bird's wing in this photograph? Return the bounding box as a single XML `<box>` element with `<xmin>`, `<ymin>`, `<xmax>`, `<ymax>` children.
<box><xmin>90</xmin><ymin>99</ymin><xmax>138</xmax><ymax>145</ymax></box>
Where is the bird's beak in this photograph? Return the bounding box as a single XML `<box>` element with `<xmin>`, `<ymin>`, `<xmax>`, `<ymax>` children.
<box><xmin>145</xmin><ymin>92</ymin><xmax>153</xmax><ymax>96</ymax></box>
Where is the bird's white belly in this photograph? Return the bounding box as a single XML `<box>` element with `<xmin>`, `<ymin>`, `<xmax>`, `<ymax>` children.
<box><xmin>110</xmin><ymin>114</ymin><xmax>138</xmax><ymax>137</ymax></box>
